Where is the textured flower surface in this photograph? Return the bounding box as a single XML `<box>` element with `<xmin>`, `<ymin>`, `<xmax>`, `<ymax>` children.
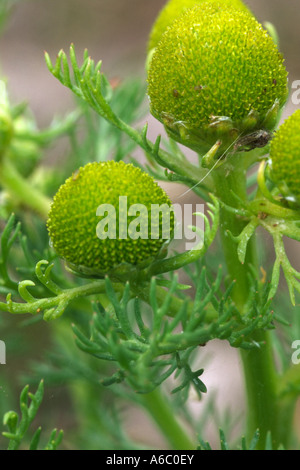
<box><xmin>148</xmin><ymin>0</ymin><xmax>251</xmax><ymax>52</ymax></box>
<box><xmin>47</xmin><ymin>161</ymin><xmax>174</xmax><ymax>274</ymax></box>
<box><xmin>270</xmin><ymin>109</ymin><xmax>300</xmax><ymax>200</ymax></box>
<box><xmin>148</xmin><ymin>3</ymin><xmax>288</xmax><ymax>156</ymax></box>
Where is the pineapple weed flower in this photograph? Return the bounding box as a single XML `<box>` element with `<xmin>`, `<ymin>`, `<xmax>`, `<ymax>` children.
<box><xmin>270</xmin><ymin>110</ymin><xmax>300</xmax><ymax>202</ymax></box>
<box><xmin>147</xmin><ymin>2</ymin><xmax>288</xmax><ymax>158</ymax></box>
<box><xmin>47</xmin><ymin>161</ymin><xmax>174</xmax><ymax>276</ymax></box>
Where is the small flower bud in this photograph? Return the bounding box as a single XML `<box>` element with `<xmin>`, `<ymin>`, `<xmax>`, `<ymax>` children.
<box><xmin>147</xmin><ymin>3</ymin><xmax>288</xmax><ymax>158</ymax></box>
<box><xmin>47</xmin><ymin>161</ymin><xmax>174</xmax><ymax>276</ymax></box>
<box><xmin>269</xmin><ymin>110</ymin><xmax>300</xmax><ymax>201</ymax></box>
<box><xmin>8</xmin><ymin>116</ymin><xmax>41</xmax><ymax>176</ymax></box>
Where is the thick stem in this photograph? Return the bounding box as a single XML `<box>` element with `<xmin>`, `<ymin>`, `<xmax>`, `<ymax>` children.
<box><xmin>212</xmin><ymin>158</ymin><xmax>257</xmax><ymax>309</ymax></box>
<box><xmin>0</xmin><ymin>157</ymin><xmax>51</xmax><ymax>219</ymax></box>
<box><xmin>139</xmin><ymin>388</ymin><xmax>195</xmax><ymax>450</ymax></box>
<box><xmin>212</xmin><ymin>156</ymin><xmax>285</xmax><ymax>449</ymax></box>
<box><xmin>240</xmin><ymin>331</ymin><xmax>279</xmax><ymax>447</ymax></box>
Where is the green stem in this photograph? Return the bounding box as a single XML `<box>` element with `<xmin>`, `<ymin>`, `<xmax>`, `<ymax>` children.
<box><xmin>1</xmin><ymin>279</ymin><xmax>124</xmax><ymax>316</ymax></box>
<box><xmin>139</xmin><ymin>388</ymin><xmax>195</xmax><ymax>450</ymax></box>
<box><xmin>0</xmin><ymin>157</ymin><xmax>51</xmax><ymax>219</ymax></box>
<box><xmin>211</xmin><ymin>155</ymin><xmax>285</xmax><ymax>449</ymax></box>
<box><xmin>213</xmin><ymin>159</ymin><xmax>258</xmax><ymax>309</ymax></box>
<box><xmin>119</xmin><ymin>119</ymin><xmax>214</xmax><ymax>190</ymax></box>
<box><xmin>240</xmin><ymin>331</ymin><xmax>279</xmax><ymax>447</ymax></box>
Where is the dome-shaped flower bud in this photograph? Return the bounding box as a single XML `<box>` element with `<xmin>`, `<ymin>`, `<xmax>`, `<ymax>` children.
<box><xmin>8</xmin><ymin>116</ymin><xmax>41</xmax><ymax>177</ymax></box>
<box><xmin>147</xmin><ymin>3</ymin><xmax>288</xmax><ymax>158</ymax></box>
<box><xmin>47</xmin><ymin>161</ymin><xmax>174</xmax><ymax>276</ymax></box>
<box><xmin>148</xmin><ymin>0</ymin><xmax>251</xmax><ymax>53</ymax></box>
<box><xmin>269</xmin><ymin>110</ymin><xmax>300</xmax><ymax>201</ymax></box>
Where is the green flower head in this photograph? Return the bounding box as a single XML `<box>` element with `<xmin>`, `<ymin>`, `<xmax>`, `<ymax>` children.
<box><xmin>270</xmin><ymin>110</ymin><xmax>300</xmax><ymax>201</ymax></box>
<box><xmin>47</xmin><ymin>161</ymin><xmax>174</xmax><ymax>276</ymax></box>
<box><xmin>148</xmin><ymin>0</ymin><xmax>252</xmax><ymax>52</ymax></box>
<box><xmin>147</xmin><ymin>2</ymin><xmax>288</xmax><ymax>158</ymax></box>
